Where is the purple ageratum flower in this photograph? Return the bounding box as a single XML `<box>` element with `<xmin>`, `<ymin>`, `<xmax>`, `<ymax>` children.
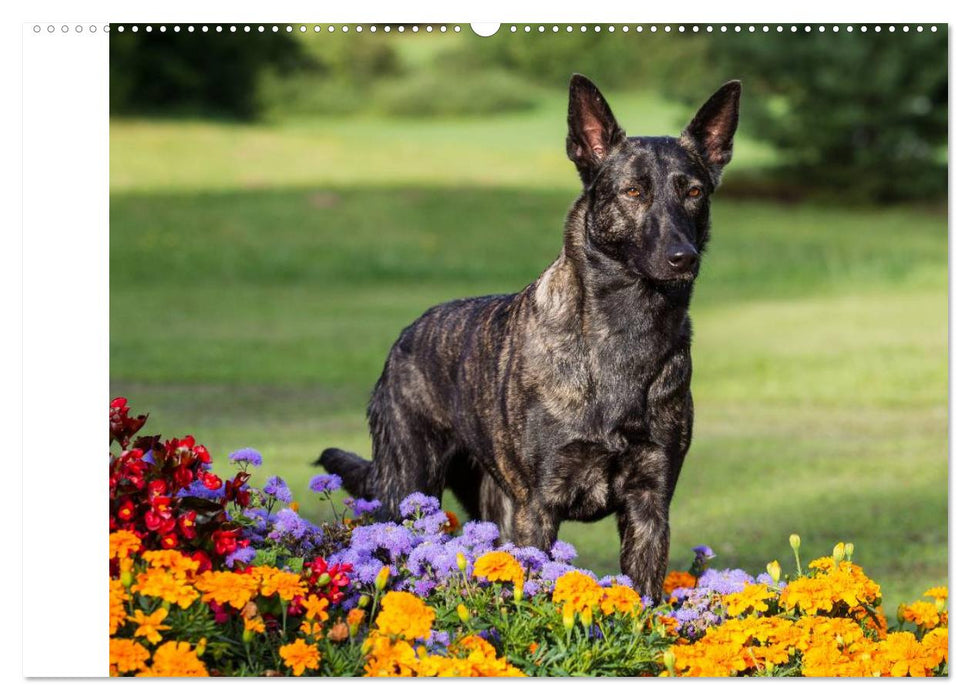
<box><xmin>412</xmin><ymin>511</ymin><xmax>449</xmax><ymax>539</ymax></box>
<box><xmin>400</xmin><ymin>492</ymin><xmax>441</xmax><ymax>518</ymax></box>
<box><xmin>350</xmin><ymin>522</ymin><xmax>415</xmax><ymax>559</ymax></box>
<box><xmin>406</xmin><ymin>541</ymin><xmax>446</xmax><ymax>578</ymax></box>
<box><xmin>550</xmin><ymin>540</ymin><xmax>578</xmax><ymax>563</ymax></box>
<box><xmin>457</xmin><ymin>521</ymin><xmax>500</xmax><ymax>552</ymax></box>
<box><xmin>347</xmin><ymin>498</ymin><xmax>382</xmax><ymax>518</ymax></box>
<box><xmin>410</xmin><ymin>579</ymin><xmax>437</xmax><ymax>597</ymax></box>
<box><xmin>523</xmin><ymin>580</ymin><xmax>542</xmax><ymax>598</ymax></box>
<box><xmin>271</xmin><ymin>508</ymin><xmax>309</xmax><ymax>541</ymax></box>
<box><xmin>598</xmin><ymin>574</ymin><xmax>635</xmax><ymax>589</ymax></box>
<box><xmin>177</xmin><ymin>480</ymin><xmax>223</xmax><ymax>501</ymax></box>
<box><xmin>539</xmin><ymin>561</ymin><xmax>574</xmax><ymax>585</ymax></box>
<box><xmin>309</xmin><ymin>473</ymin><xmax>342</xmax><ymax>493</ymax></box>
<box><xmin>224</xmin><ymin>546</ymin><xmax>256</xmax><ymax>568</ymax></box>
<box><xmin>509</xmin><ymin>546</ymin><xmax>549</xmax><ymax>573</ymax></box>
<box><xmin>692</xmin><ymin>545</ymin><xmax>716</xmax><ymax>560</ymax></box>
<box><xmin>696</xmin><ymin>568</ymin><xmax>754</xmax><ymax>596</ymax></box>
<box><xmin>229</xmin><ymin>447</ymin><xmax>263</xmax><ymax>467</ymax></box>
<box><xmin>263</xmin><ymin>475</ymin><xmax>292</xmax><ymax>504</ymax></box>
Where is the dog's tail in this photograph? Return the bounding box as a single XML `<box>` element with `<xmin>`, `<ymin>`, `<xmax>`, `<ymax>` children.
<box><xmin>314</xmin><ymin>448</ymin><xmax>372</xmax><ymax>498</ymax></box>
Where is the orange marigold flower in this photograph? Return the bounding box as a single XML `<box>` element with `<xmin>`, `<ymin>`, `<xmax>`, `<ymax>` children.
<box><xmin>141</xmin><ymin>550</ymin><xmax>200</xmax><ymax>578</ymax></box>
<box><xmin>194</xmin><ymin>570</ymin><xmax>260</xmax><ymax>609</ymax></box>
<box><xmin>280</xmin><ymin>639</ymin><xmax>321</xmax><ymax>676</ymax></box>
<box><xmin>301</xmin><ymin>593</ymin><xmax>330</xmax><ymax>621</ymax></box>
<box><xmin>300</xmin><ymin>619</ymin><xmax>324</xmax><ymax>638</ymax></box>
<box><xmin>473</xmin><ymin>551</ymin><xmax>525</xmax><ymax>588</ymax></box>
<box><xmin>901</xmin><ymin>601</ymin><xmax>941</xmax><ymax>629</ymax></box>
<box><xmin>375</xmin><ymin>591</ymin><xmax>436</xmax><ymax>641</ymax></box>
<box><xmin>878</xmin><ymin>632</ymin><xmax>937</xmax><ymax>677</ymax></box>
<box><xmin>131</xmin><ymin>568</ymin><xmax>199</xmax><ymax>609</ymax></box>
<box><xmin>109</xmin><ymin>531</ymin><xmax>142</xmax><ymax>561</ymax></box>
<box><xmin>109</xmin><ymin>579</ymin><xmax>129</xmax><ymax>635</ymax></box>
<box><xmin>600</xmin><ymin>584</ymin><xmax>642</xmax><ymax>616</ymax></box>
<box><xmin>243</xmin><ymin>615</ymin><xmax>266</xmax><ymax>634</ymax></box>
<box><xmin>109</xmin><ymin>638</ymin><xmax>150</xmax><ymax>676</ymax></box>
<box><xmin>363</xmin><ymin>632</ymin><xmax>421</xmax><ymax>677</ymax></box>
<box><xmin>921</xmin><ymin>627</ymin><xmax>948</xmax><ymax>668</ymax></box>
<box><xmin>663</xmin><ymin>570</ymin><xmax>696</xmax><ymax>596</ymax></box>
<box><xmin>261</xmin><ymin>570</ymin><xmax>308</xmax><ymax>601</ymax></box>
<box><xmin>347</xmin><ymin>607</ymin><xmax>366</xmax><ymax>631</ymax></box>
<box><xmin>137</xmin><ymin>641</ymin><xmax>208</xmax><ymax>677</ymax></box>
<box><xmin>552</xmin><ymin>570</ymin><xmax>603</xmax><ymax>617</ymax></box>
<box><xmin>722</xmin><ymin>583</ymin><xmax>774</xmax><ymax>617</ymax></box>
<box><xmin>128</xmin><ymin>607</ymin><xmax>171</xmax><ymax>644</ymax></box>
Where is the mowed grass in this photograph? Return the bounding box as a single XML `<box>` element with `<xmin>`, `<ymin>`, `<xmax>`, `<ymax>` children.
<box><xmin>110</xmin><ymin>93</ymin><xmax>947</xmax><ymax>611</ymax></box>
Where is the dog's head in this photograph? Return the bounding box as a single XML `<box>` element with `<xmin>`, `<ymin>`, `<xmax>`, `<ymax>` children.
<box><xmin>566</xmin><ymin>75</ymin><xmax>741</xmax><ymax>285</ymax></box>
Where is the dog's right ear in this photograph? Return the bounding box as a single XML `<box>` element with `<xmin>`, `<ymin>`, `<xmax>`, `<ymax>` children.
<box><xmin>566</xmin><ymin>74</ymin><xmax>625</xmax><ymax>186</ymax></box>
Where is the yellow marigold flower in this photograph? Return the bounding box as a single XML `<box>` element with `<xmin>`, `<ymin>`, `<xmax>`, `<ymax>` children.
<box><xmin>109</xmin><ymin>579</ymin><xmax>129</xmax><ymax>635</ymax></box>
<box><xmin>128</xmin><ymin>607</ymin><xmax>171</xmax><ymax>644</ymax></box>
<box><xmin>901</xmin><ymin>601</ymin><xmax>941</xmax><ymax>629</ymax></box>
<box><xmin>137</xmin><ymin>641</ymin><xmax>208</xmax><ymax>677</ymax></box>
<box><xmin>878</xmin><ymin>631</ymin><xmax>937</xmax><ymax>677</ymax></box>
<box><xmin>109</xmin><ymin>531</ymin><xmax>142</xmax><ymax>561</ymax></box>
<box><xmin>280</xmin><ymin>639</ymin><xmax>321</xmax><ymax>676</ymax></box>
<box><xmin>722</xmin><ymin>583</ymin><xmax>773</xmax><ymax>617</ymax></box>
<box><xmin>808</xmin><ymin>557</ymin><xmax>834</xmax><ymax>572</ymax></box>
<box><xmin>600</xmin><ymin>584</ymin><xmax>642</xmax><ymax>616</ymax></box>
<box><xmin>141</xmin><ymin>550</ymin><xmax>200</xmax><ymax>578</ymax></box>
<box><xmin>473</xmin><ymin>551</ymin><xmax>525</xmax><ymax>588</ymax></box>
<box><xmin>301</xmin><ymin>593</ymin><xmax>330</xmax><ymax>621</ymax></box>
<box><xmin>347</xmin><ymin>607</ymin><xmax>365</xmax><ymax>635</ymax></box>
<box><xmin>131</xmin><ymin>568</ymin><xmax>199</xmax><ymax>609</ymax></box>
<box><xmin>300</xmin><ymin>619</ymin><xmax>324</xmax><ymax>638</ymax></box>
<box><xmin>261</xmin><ymin>570</ymin><xmax>308</xmax><ymax>601</ymax></box>
<box><xmin>448</xmin><ymin>635</ymin><xmax>527</xmax><ymax>677</ymax></box>
<box><xmin>923</xmin><ymin>586</ymin><xmax>948</xmax><ymax>603</ymax></box>
<box><xmin>921</xmin><ymin>627</ymin><xmax>948</xmax><ymax>668</ymax></box>
<box><xmin>109</xmin><ymin>638</ymin><xmax>150</xmax><ymax>676</ymax></box>
<box><xmin>552</xmin><ymin>570</ymin><xmax>602</xmax><ymax>616</ymax></box>
<box><xmin>375</xmin><ymin>591</ymin><xmax>436</xmax><ymax>641</ymax></box>
<box><xmin>194</xmin><ymin>570</ymin><xmax>259</xmax><ymax>609</ymax></box>
<box><xmin>243</xmin><ymin>615</ymin><xmax>266</xmax><ymax>634</ymax></box>
<box><xmin>663</xmin><ymin>570</ymin><xmax>696</xmax><ymax>596</ymax></box>
<box><xmin>363</xmin><ymin>632</ymin><xmax>421</xmax><ymax>677</ymax></box>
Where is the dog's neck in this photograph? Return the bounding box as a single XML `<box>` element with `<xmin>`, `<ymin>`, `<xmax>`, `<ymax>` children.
<box><xmin>553</xmin><ymin>197</ymin><xmax>693</xmax><ymax>344</ymax></box>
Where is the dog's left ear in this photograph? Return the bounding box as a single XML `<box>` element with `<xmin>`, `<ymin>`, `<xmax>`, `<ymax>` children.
<box><xmin>566</xmin><ymin>74</ymin><xmax>626</xmax><ymax>186</ymax></box>
<box><xmin>680</xmin><ymin>80</ymin><xmax>742</xmax><ymax>187</ymax></box>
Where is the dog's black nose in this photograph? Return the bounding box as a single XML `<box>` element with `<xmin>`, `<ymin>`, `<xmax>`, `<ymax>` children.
<box><xmin>667</xmin><ymin>249</ymin><xmax>699</xmax><ymax>273</ymax></box>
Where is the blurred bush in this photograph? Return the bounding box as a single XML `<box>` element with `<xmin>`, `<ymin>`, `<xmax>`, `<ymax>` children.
<box><xmin>372</xmin><ymin>67</ymin><xmax>539</xmax><ymax>117</ymax></box>
<box><xmin>661</xmin><ymin>31</ymin><xmax>948</xmax><ymax>202</ymax></box>
<box><xmin>110</xmin><ymin>29</ymin><xmax>308</xmax><ymax>120</ymax></box>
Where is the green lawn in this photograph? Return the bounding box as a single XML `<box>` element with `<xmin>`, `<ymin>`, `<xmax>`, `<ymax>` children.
<box><xmin>109</xmin><ymin>92</ymin><xmax>947</xmax><ymax>611</ymax></box>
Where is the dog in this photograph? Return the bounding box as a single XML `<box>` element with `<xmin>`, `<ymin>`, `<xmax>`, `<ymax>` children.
<box><xmin>317</xmin><ymin>74</ymin><xmax>740</xmax><ymax>600</ymax></box>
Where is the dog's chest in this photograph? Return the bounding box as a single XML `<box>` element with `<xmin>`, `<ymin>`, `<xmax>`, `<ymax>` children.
<box><xmin>542</xmin><ymin>440</ymin><xmax>626</xmax><ymax>521</ymax></box>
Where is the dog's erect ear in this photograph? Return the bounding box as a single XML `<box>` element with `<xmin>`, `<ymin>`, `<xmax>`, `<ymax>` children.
<box><xmin>680</xmin><ymin>80</ymin><xmax>742</xmax><ymax>187</ymax></box>
<box><xmin>566</xmin><ymin>74</ymin><xmax>625</xmax><ymax>186</ymax></box>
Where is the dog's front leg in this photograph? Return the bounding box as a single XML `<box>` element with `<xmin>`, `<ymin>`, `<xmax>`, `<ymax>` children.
<box><xmin>617</xmin><ymin>484</ymin><xmax>671</xmax><ymax>603</ymax></box>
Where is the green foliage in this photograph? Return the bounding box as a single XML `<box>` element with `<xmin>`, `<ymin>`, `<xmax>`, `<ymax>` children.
<box><xmin>372</xmin><ymin>68</ymin><xmax>540</xmax><ymax>117</ymax></box>
<box><xmin>663</xmin><ymin>30</ymin><xmax>948</xmax><ymax>201</ymax></box>
<box><xmin>109</xmin><ymin>28</ymin><xmax>307</xmax><ymax>120</ymax></box>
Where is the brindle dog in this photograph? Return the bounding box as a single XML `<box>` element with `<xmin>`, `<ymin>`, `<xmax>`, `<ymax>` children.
<box><xmin>317</xmin><ymin>75</ymin><xmax>741</xmax><ymax>600</ymax></box>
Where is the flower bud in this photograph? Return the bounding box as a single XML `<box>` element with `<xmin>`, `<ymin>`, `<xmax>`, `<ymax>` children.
<box><xmin>896</xmin><ymin>603</ymin><xmax>907</xmax><ymax>625</ymax></box>
<box><xmin>242</xmin><ymin>628</ymin><xmax>254</xmax><ymax>645</ymax></box>
<box><xmin>766</xmin><ymin>560</ymin><xmax>781</xmax><ymax>585</ymax></box>
<box><xmin>935</xmin><ymin>598</ymin><xmax>946</xmax><ymax>613</ymax></box>
<box><xmin>562</xmin><ymin>608</ymin><xmax>575</xmax><ymax>631</ymax></box>
<box><xmin>195</xmin><ymin>637</ymin><xmax>207</xmax><ymax>657</ymax></box>
<box><xmin>457</xmin><ymin>604</ymin><xmax>470</xmax><ymax>623</ymax></box>
<box><xmin>357</xmin><ymin>594</ymin><xmax>371</xmax><ymax>608</ymax></box>
<box><xmin>663</xmin><ymin>649</ymin><xmax>677</xmax><ymax>676</ymax></box>
<box><xmin>844</xmin><ymin>542</ymin><xmax>854</xmax><ymax>561</ymax></box>
<box><xmin>317</xmin><ymin>573</ymin><xmax>331</xmax><ymax>586</ymax></box>
<box><xmin>456</xmin><ymin>552</ymin><xmax>468</xmax><ymax>573</ymax></box>
<box><xmin>789</xmin><ymin>533</ymin><xmax>801</xmax><ymax>550</ymax></box>
<box><xmin>764</xmin><ymin>661</ymin><xmax>775</xmax><ymax>674</ymax></box>
<box><xmin>513</xmin><ymin>583</ymin><xmax>523</xmax><ymax>603</ymax></box>
<box><xmin>580</xmin><ymin>607</ymin><xmax>593</xmax><ymax>628</ymax></box>
<box><xmin>375</xmin><ymin>566</ymin><xmax>390</xmax><ymax>592</ymax></box>
<box><xmin>832</xmin><ymin>542</ymin><xmax>846</xmax><ymax>563</ymax></box>
<box><xmin>120</xmin><ymin>569</ymin><xmax>134</xmax><ymax>588</ymax></box>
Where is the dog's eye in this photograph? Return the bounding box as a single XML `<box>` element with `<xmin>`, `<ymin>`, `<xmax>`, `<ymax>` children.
<box><xmin>625</xmin><ymin>187</ymin><xmax>641</xmax><ymax>198</ymax></box>
<box><xmin>686</xmin><ymin>186</ymin><xmax>702</xmax><ymax>198</ymax></box>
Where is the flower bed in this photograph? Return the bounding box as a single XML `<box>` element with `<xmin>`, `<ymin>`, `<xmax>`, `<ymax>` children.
<box><xmin>108</xmin><ymin>399</ymin><xmax>948</xmax><ymax>677</ymax></box>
